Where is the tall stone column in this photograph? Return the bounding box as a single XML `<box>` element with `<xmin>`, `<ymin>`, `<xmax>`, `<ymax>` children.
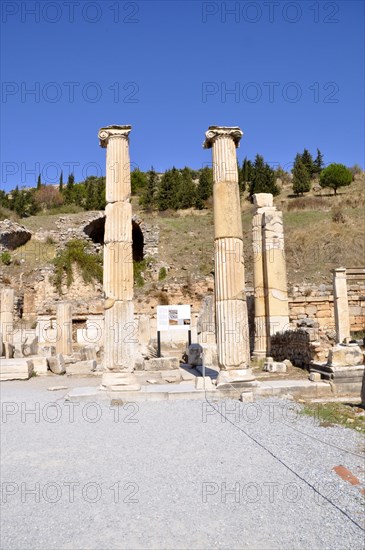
<box><xmin>98</xmin><ymin>125</ymin><xmax>135</xmax><ymax>374</ymax></box>
<box><xmin>56</xmin><ymin>302</ymin><xmax>72</xmax><ymax>355</ymax></box>
<box><xmin>333</xmin><ymin>267</ymin><xmax>350</xmax><ymax>343</ymax></box>
<box><xmin>0</xmin><ymin>288</ymin><xmax>14</xmax><ymax>345</ymax></box>
<box><xmin>252</xmin><ymin>194</ymin><xmax>289</xmax><ymax>357</ymax></box>
<box><xmin>203</xmin><ymin>126</ymin><xmax>253</xmax><ymax>386</ymax></box>
<box><xmin>262</xmin><ymin>208</ymin><xmax>290</xmax><ymax>343</ymax></box>
<box><xmin>252</xmin><ymin>195</ymin><xmax>269</xmax><ymax>358</ymax></box>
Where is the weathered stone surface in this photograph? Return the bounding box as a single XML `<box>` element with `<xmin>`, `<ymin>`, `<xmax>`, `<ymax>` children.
<box><xmin>48</xmin><ymin>353</ymin><xmax>66</xmax><ymax>374</ymax></box>
<box><xmin>101</xmin><ymin>371</ymin><xmax>140</xmax><ymax>391</ymax></box>
<box><xmin>66</xmin><ymin>360</ymin><xmax>97</xmax><ymax>375</ymax></box>
<box><xmin>103</xmin><ymin>243</ymin><xmax>133</xmax><ymax>301</ymax></box>
<box><xmin>216</xmin><ymin>369</ymin><xmax>256</xmax><ymax>388</ymax></box>
<box><xmin>263</xmin><ymin>361</ymin><xmax>287</xmax><ymax>373</ymax></box>
<box><xmin>162</xmin><ymin>369</ymin><xmax>182</xmax><ymax>383</ymax></box>
<box><xmin>333</xmin><ymin>268</ymin><xmax>351</xmax><ymax>343</ymax></box>
<box><xmin>215</xmin><ymin>299</ymin><xmax>250</xmax><ymax>369</ymax></box>
<box><xmin>195</xmin><ymin>376</ymin><xmax>213</xmax><ymax>390</ymax></box>
<box><xmin>309</xmin><ymin>372</ymin><xmax>321</xmax><ymax>381</ymax></box>
<box><xmin>31</xmin><ymin>356</ymin><xmax>49</xmax><ymax>375</ymax></box>
<box><xmin>144</xmin><ymin>357</ymin><xmax>180</xmax><ymax>371</ymax></box>
<box><xmin>56</xmin><ymin>302</ymin><xmax>72</xmax><ymax>355</ymax></box>
<box><xmin>0</xmin><ymin>288</ymin><xmax>14</xmax><ymax>345</ymax></box>
<box><xmin>327</xmin><ymin>344</ymin><xmax>363</xmax><ymax>367</ymax></box>
<box><xmin>80</xmin><ymin>346</ymin><xmax>98</xmax><ymax>361</ymax></box>
<box><xmin>214</xmin><ymin>238</ymin><xmax>246</xmax><ymax>300</ymax></box>
<box><xmin>4</xmin><ymin>342</ymin><xmax>14</xmax><ymax>359</ymax></box>
<box><xmin>0</xmin><ymin>358</ymin><xmax>33</xmax><ymax>380</ymax></box>
<box><xmin>197</xmin><ymin>295</ymin><xmax>215</xmax><ymax>345</ymax></box>
<box><xmin>104</xmin><ymin>202</ymin><xmax>132</xmax><ymax>243</ymax></box>
<box><xmin>361</xmin><ymin>368</ymin><xmax>365</xmax><ymax>407</ymax></box>
<box><xmin>103</xmin><ymin>301</ymin><xmax>135</xmax><ymax>371</ymax></box>
<box><xmin>21</xmin><ymin>336</ymin><xmax>39</xmax><ymax>357</ymax></box>
<box><xmin>253</xmin><ymin>193</ymin><xmax>273</xmax><ymax>208</ymax></box>
<box><xmin>38</xmin><ymin>345</ymin><xmax>56</xmax><ymax>357</ymax></box>
<box><xmin>201</xmin><ymin>343</ymin><xmax>219</xmax><ymax>368</ymax></box>
<box><xmin>0</xmin><ymin>219</ymin><xmax>31</xmax><ymax>250</ymax></box>
<box><xmin>187</xmin><ymin>344</ymin><xmax>203</xmax><ymax>367</ymax></box>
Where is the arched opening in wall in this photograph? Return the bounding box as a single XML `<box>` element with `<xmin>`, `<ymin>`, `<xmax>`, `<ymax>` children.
<box><xmin>84</xmin><ymin>217</ymin><xmax>105</xmax><ymax>245</ymax></box>
<box><xmin>132</xmin><ymin>221</ymin><xmax>144</xmax><ymax>261</ymax></box>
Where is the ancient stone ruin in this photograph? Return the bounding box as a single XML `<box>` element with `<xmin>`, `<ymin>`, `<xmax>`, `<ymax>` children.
<box><xmin>0</xmin><ymin>124</ymin><xmax>364</xmax><ymax>402</ymax></box>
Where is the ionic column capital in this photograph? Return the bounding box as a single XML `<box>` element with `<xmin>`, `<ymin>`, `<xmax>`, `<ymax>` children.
<box><xmin>203</xmin><ymin>126</ymin><xmax>243</xmax><ymax>149</ymax></box>
<box><xmin>98</xmin><ymin>125</ymin><xmax>132</xmax><ymax>148</ymax></box>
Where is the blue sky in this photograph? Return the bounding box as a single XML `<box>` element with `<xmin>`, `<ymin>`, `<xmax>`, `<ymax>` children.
<box><xmin>1</xmin><ymin>0</ymin><xmax>364</xmax><ymax>189</ymax></box>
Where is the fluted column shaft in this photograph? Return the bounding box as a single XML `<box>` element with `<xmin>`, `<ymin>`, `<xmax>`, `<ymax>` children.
<box><xmin>333</xmin><ymin>268</ymin><xmax>350</xmax><ymax>343</ymax></box>
<box><xmin>98</xmin><ymin>125</ymin><xmax>135</xmax><ymax>372</ymax></box>
<box><xmin>252</xmin><ymin>212</ymin><xmax>267</xmax><ymax>357</ymax></box>
<box><xmin>0</xmin><ymin>288</ymin><xmax>14</xmax><ymax>345</ymax></box>
<box><xmin>56</xmin><ymin>302</ymin><xmax>72</xmax><ymax>355</ymax></box>
<box><xmin>262</xmin><ymin>210</ymin><xmax>290</xmax><ymax>342</ymax></box>
<box><xmin>204</xmin><ymin>127</ymin><xmax>250</xmax><ymax>371</ymax></box>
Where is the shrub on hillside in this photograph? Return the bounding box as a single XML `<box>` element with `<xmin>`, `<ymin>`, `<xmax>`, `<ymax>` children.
<box><xmin>53</xmin><ymin>239</ymin><xmax>102</xmax><ymax>293</ymax></box>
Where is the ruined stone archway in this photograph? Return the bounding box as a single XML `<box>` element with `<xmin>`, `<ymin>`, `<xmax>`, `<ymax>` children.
<box><xmin>83</xmin><ymin>215</ymin><xmax>105</xmax><ymax>245</ymax></box>
<box><xmin>82</xmin><ymin>214</ymin><xmax>154</xmax><ymax>262</ymax></box>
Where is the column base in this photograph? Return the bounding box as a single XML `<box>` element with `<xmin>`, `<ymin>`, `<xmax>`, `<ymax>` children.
<box><xmin>251</xmin><ymin>350</ymin><xmax>267</xmax><ymax>360</ymax></box>
<box><xmin>101</xmin><ymin>372</ymin><xmax>141</xmax><ymax>392</ymax></box>
<box><xmin>216</xmin><ymin>368</ymin><xmax>256</xmax><ymax>389</ymax></box>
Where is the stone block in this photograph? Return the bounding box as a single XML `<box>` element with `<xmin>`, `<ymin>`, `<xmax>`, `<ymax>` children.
<box><xmin>31</xmin><ymin>356</ymin><xmax>49</xmax><ymax>375</ymax></box>
<box><xmin>21</xmin><ymin>336</ymin><xmax>39</xmax><ymax>357</ymax></box>
<box><xmin>187</xmin><ymin>344</ymin><xmax>203</xmax><ymax>367</ymax></box>
<box><xmin>195</xmin><ymin>376</ymin><xmax>213</xmax><ymax>390</ymax></box>
<box><xmin>80</xmin><ymin>346</ymin><xmax>98</xmax><ymax>361</ymax></box>
<box><xmin>101</xmin><ymin>372</ymin><xmax>140</xmax><ymax>391</ymax></box>
<box><xmin>216</xmin><ymin>368</ymin><xmax>256</xmax><ymax>388</ymax></box>
<box><xmin>48</xmin><ymin>354</ymin><xmax>66</xmax><ymax>375</ymax></box>
<box><xmin>201</xmin><ymin>343</ymin><xmax>218</xmax><ymax>368</ymax></box>
<box><xmin>309</xmin><ymin>372</ymin><xmax>321</xmax><ymax>382</ymax></box>
<box><xmin>161</xmin><ymin>369</ymin><xmax>182</xmax><ymax>383</ymax></box>
<box><xmin>4</xmin><ymin>342</ymin><xmax>14</xmax><ymax>359</ymax></box>
<box><xmin>263</xmin><ymin>361</ymin><xmax>287</xmax><ymax>373</ymax></box>
<box><xmin>327</xmin><ymin>344</ymin><xmax>363</xmax><ymax>367</ymax></box>
<box><xmin>39</xmin><ymin>345</ymin><xmax>56</xmax><ymax>357</ymax></box>
<box><xmin>253</xmin><ymin>193</ymin><xmax>273</xmax><ymax>208</ymax></box>
<box><xmin>66</xmin><ymin>360</ymin><xmax>97</xmax><ymax>375</ymax></box>
<box><xmin>316</xmin><ymin>310</ymin><xmax>331</xmax><ymax>318</ymax></box>
<box><xmin>144</xmin><ymin>357</ymin><xmax>180</xmax><ymax>371</ymax></box>
<box><xmin>0</xmin><ymin>358</ymin><xmax>33</xmax><ymax>381</ymax></box>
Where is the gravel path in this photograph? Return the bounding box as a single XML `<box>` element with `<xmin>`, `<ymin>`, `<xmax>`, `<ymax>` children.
<box><xmin>1</xmin><ymin>379</ymin><xmax>364</xmax><ymax>550</ymax></box>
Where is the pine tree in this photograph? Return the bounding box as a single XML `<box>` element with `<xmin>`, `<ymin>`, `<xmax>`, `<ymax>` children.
<box><xmin>59</xmin><ymin>171</ymin><xmax>63</xmax><ymax>193</ymax></box>
<box><xmin>157</xmin><ymin>168</ymin><xmax>180</xmax><ymax>210</ymax></box>
<box><xmin>64</xmin><ymin>172</ymin><xmax>75</xmax><ymax>204</ymax></box>
<box><xmin>320</xmin><ymin>163</ymin><xmax>352</xmax><ymax>195</ymax></box>
<box><xmin>177</xmin><ymin>167</ymin><xmax>197</xmax><ymax>209</ymax></box>
<box><xmin>131</xmin><ymin>168</ymin><xmax>147</xmax><ymax>195</ymax></box>
<box><xmin>195</xmin><ymin>167</ymin><xmax>213</xmax><ymax>208</ymax></box>
<box><xmin>140</xmin><ymin>168</ymin><xmax>159</xmax><ymax>210</ymax></box>
<box><xmin>292</xmin><ymin>155</ymin><xmax>311</xmax><ymax>195</ymax></box>
<box><xmin>240</xmin><ymin>157</ymin><xmax>253</xmax><ymax>193</ymax></box>
<box><xmin>301</xmin><ymin>149</ymin><xmax>315</xmax><ymax>178</ymax></box>
<box><xmin>37</xmin><ymin>174</ymin><xmax>41</xmax><ymax>190</ymax></box>
<box><xmin>313</xmin><ymin>148</ymin><xmax>324</xmax><ymax>175</ymax></box>
<box><xmin>249</xmin><ymin>154</ymin><xmax>279</xmax><ymax>198</ymax></box>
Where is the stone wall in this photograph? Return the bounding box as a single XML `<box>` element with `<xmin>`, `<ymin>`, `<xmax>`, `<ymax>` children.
<box><xmin>288</xmin><ymin>282</ymin><xmax>365</xmax><ymax>333</ymax></box>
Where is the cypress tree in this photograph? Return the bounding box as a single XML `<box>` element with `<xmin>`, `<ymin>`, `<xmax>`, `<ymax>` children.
<box><xmin>292</xmin><ymin>155</ymin><xmax>311</xmax><ymax>195</ymax></box>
